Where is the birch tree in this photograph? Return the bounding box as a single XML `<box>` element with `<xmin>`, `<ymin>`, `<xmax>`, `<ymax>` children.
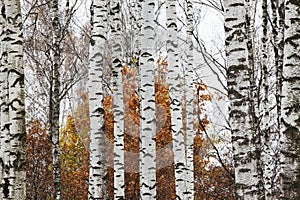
<box><xmin>185</xmin><ymin>0</ymin><xmax>195</xmax><ymax>199</ymax></box>
<box><xmin>22</xmin><ymin>1</ymin><xmax>87</xmax><ymax>197</ymax></box>
<box><xmin>88</xmin><ymin>0</ymin><xmax>109</xmax><ymax>199</ymax></box>
<box><xmin>23</xmin><ymin>0</ymin><xmax>87</xmax><ymax>124</ymax></box>
<box><xmin>131</xmin><ymin>0</ymin><xmax>142</xmax><ymax>77</ymax></box>
<box><xmin>166</xmin><ymin>0</ymin><xmax>187</xmax><ymax>198</ymax></box>
<box><xmin>260</xmin><ymin>0</ymin><xmax>274</xmax><ymax>198</ymax></box>
<box><xmin>245</xmin><ymin>0</ymin><xmax>266</xmax><ymax>195</ymax></box>
<box><xmin>0</xmin><ymin>0</ymin><xmax>26</xmax><ymax>199</ymax></box>
<box><xmin>139</xmin><ymin>0</ymin><xmax>157</xmax><ymax>199</ymax></box>
<box><xmin>0</xmin><ymin>1</ymin><xmax>8</xmax><ymax>198</ymax></box>
<box><xmin>271</xmin><ymin>0</ymin><xmax>285</xmax><ymax>195</ymax></box>
<box><xmin>280</xmin><ymin>1</ymin><xmax>300</xmax><ymax>199</ymax></box>
<box><xmin>0</xmin><ymin>1</ymin><xmax>4</xmax><ymax>196</ymax></box>
<box><xmin>111</xmin><ymin>0</ymin><xmax>125</xmax><ymax>199</ymax></box>
<box><xmin>224</xmin><ymin>0</ymin><xmax>260</xmax><ymax>198</ymax></box>
<box><xmin>50</xmin><ymin>0</ymin><xmax>62</xmax><ymax>199</ymax></box>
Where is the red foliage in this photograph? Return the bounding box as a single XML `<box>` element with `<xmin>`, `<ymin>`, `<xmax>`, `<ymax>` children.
<box><xmin>26</xmin><ymin>120</ymin><xmax>53</xmax><ymax>200</ymax></box>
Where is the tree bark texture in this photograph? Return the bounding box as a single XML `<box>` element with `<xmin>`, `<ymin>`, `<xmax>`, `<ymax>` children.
<box><xmin>166</xmin><ymin>0</ymin><xmax>188</xmax><ymax>199</ymax></box>
<box><xmin>280</xmin><ymin>1</ymin><xmax>300</xmax><ymax>199</ymax></box>
<box><xmin>139</xmin><ymin>0</ymin><xmax>157</xmax><ymax>199</ymax></box>
<box><xmin>111</xmin><ymin>0</ymin><xmax>125</xmax><ymax>199</ymax></box>
<box><xmin>0</xmin><ymin>0</ymin><xmax>26</xmax><ymax>199</ymax></box>
<box><xmin>185</xmin><ymin>0</ymin><xmax>195</xmax><ymax>199</ymax></box>
<box><xmin>261</xmin><ymin>0</ymin><xmax>273</xmax><ymax>198</ymax></box>
<box><xmin>224</xmin><ymin>0</ymin><xmax>260</xmax><ymax>199</ymax></box>
<box><xmin>50</xmin><ymin>0</ymin><xmax>62</xmax><ymax>199</ymax></box>
<box><xmin>88</xmin><ymin>0</ymin><xmax>109</xmax><ymax>199</ymax></box>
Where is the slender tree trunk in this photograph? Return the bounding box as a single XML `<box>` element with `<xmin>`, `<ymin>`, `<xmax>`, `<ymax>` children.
<box><xmin>224</xmin><ymin>0</ymin><xmax>260</xmax><ymax>199</ymax></box>
<box><xmin>131</xmin><ymin>0</ymin><xmax>142</xmax><ymax>69</ymax></box>
<box><xmin>276</xmin><ymin>0</ymin><xmax>285</xmax><ymax>131</ymax></box>
<box><xmin>88</xmin><ymin>0</ymin><xmax>109</xmax><ymax>199</ymax></box>
<box><xmin>132</xmin><ymin>0</ymin><xmax>142</xmax><ymax>99</ymax></box>
<box><xmin>245</xmin><ymin>1</ymin><xmax>265</xmax><ymax>198</ymax></box>
<box><xmin>0</xmin><ymin>1</ymin><xmax>9</xmax><ymax>198</ymax></box>
<box><xmin>166</xmin><ymin>0</ymin><xmax>187</xmax><ymax>199</ymax></box>
<box><xmin>276</xmin><ymin>1</ymin><xmax>286</xmax><ymax>196</ymax></box>
<box><xmin>261</xmin><ymin>0</ymin><xmax>273</xmax><ymax>198</ymax></box>
<box><xmin>270</xmin><ymin>0</ymin><xmax>285</xmax><ymax>196</ymax></box>
<box><xmin>185</xmin><ymin>1</ymin><xmax>194</xmax><ymax>199</ymax></box>
<box><xmin>111</xmin><ymin>0</ymin><xmax>125</xmax><ymax>199</ymax></box>
<box><xmin>50</xmin><ymin>0</ymin><xmax>61</xmax><ymax>199</ymax></box>
<box><xmin>276</xmin><ymin>0</ymin><xmax>285</xmax><ymax>133</ymax></box>
<box><xmin>0</xmin><ymin>0</ymin><xmax>26</xmax><ymax>199</ymax></box>
<box><xmin>131</xmin><ymin>1</ymin><xmax>142</xmax><ymax>197</ymax></box>
<box><xmin>280</xmin><ymin>1</ymin><xmax>300</xmax><ymax>199</ymax></box>
<box><xmin>139</xmin><ymin>0</ymin><xmax>157</xmax><ymax>199</ymax></box>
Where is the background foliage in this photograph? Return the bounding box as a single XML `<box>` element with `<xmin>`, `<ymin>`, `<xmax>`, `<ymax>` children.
<box><xmin>26</xmin><ymin>61</ymin><xmax>233</xmax><ymax>200</ymax></box>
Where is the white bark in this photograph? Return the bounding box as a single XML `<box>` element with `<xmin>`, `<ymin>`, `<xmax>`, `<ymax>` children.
<box><xmin>111</xmin><ymin>0</ymin><xmax>125</xmax><ymax>199</ymax></box>
<box><xmin>50</xmin><ymin>0</ymin><xmax>61</xmax><ymax>199</ymax></box>
<box><xmin>245</xmin><ymin>0</ymin><xmax>265</xmax><ymax>196</ymax></box>
<box><xmin>0</xmin><ymin>0</ymin><xmax>26</xmax><ymax>199</ymax></box>
<box><xmin>0</xmin><ymin>1</ymin><xmax>7</xmax><ymax>197</ymax></box>
<box><xmin>185</xmin><ymin>1</ymin><xmax>194</xmax><ymax>199</ymax></box>
<box><xmin>135</xmin><ymin>0</ymin><xmax>142</xmax><ymax>100</ymax></box>
<box><xmin>270</xmin><ymin>0</ymin><xmax>285</xmax><ymax>196</ymax></box>
<box><xmin>139</xmin><ymin>0</ymin><xmax>157</xmax><ymax>199</ymax></box>
<box><xmin>224</xmin><ymin>0</ymin><xmax>260</xmax><ymax>199</ymax></box>
<box><xmin>166</xmin><ymin>0</ymin><xmax>187</xmax><ymax>199</ymax></box>
<box><xmin>261</xmin><ymin>0</ymin><xmax>273</xmax><ymax>198</ymax></box>
<box><xmin>131</xmin><ymin>0</ymin><xmax>142</xmax><ymax>72</ymax></box>
<box><xmin>88</xmin><ymin>0</ymin><xmax>109</xmax><ymax>199</ymax></box>
<box><xmin>280</xmin><ymin>1</ymin><xmax>300</xmax><ymax>199</ymax></box>
<box><xmin>0</xmin><ymin>1</ymin><xmax>10</xmax><ymax>198</ymax></box>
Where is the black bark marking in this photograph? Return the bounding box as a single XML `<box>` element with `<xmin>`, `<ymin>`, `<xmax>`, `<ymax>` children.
<box><xmin>3</xmin><ymin>178</ymin><xmax>9</xmax><ymax>198</ymax></box>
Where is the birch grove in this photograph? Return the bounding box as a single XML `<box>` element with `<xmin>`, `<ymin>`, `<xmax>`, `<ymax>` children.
<box><xmin>223</xmin><ymin>0</ymin><xmax>300</xmax><ymax>198</ymax></box>
<box><xmin>0</xmin><ymin>0</ymin><xmax>299</xmax><ymax>199</ymax></box>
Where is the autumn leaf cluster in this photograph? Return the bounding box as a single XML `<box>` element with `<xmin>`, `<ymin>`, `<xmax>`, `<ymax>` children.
<box><xmin>26</xmin><ymin>115</ymin><xmax>89</xmax><ymax>199</ymax></box>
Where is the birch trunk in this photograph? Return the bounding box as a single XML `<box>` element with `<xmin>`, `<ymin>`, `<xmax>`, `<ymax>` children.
<box><xmin>166</xmin><ymin>0</ymin><xmax>187</xmax><ymax>199</ymax></box>
<box><xmin>245</xmin><ymin>1</ymin><xmax>265</xmax><ymax>197</ymax></box>
<box><xmin>224</xmin><ymin>0</ymin><xmax>260</xmax><ymax>199</ymax></box>
<box><xmin>280</xmin><ymin>1</ymin><xmax>300</xmax><ymax>199</ymax></box>
<box><xmin>0</xmin><ymin>1</ymin><xmax>9</xmax><ymax>198</ymax></box>
<box><xmin>276</xmin><ymin>0</ymin><xmax>285</xmax><ymax>132</ymax></box>
<box><xmin>139</xmin><ymin>0</ymin><xmax>157</xmax><ymax>199</ymax></box>
<box><xmin>111</xmin><ymin>0</ymin><xmax>125</xmax><ymax>199</ymax></box>
<box><xmin>0</xmin><ymin>0</ymin><xmax>26</xmax><ymax>199</ymax></box>
<box><xmin>131</xmin><ymin>0</ymin><xmax>142</xmax><ymax>69</ymax></box>
<box><xmin>185</xmin><ymin>1</ymin><xmax>194</xmax><ymax>199</ymax></box>
<box><xmin>135</xmin><ymin>0</ymin><xmax>142</xmax><ymax>101</ymax></box>
<box><xmin>270</xmin><ymin>0</ymin><xmax>285</xmax><ymax>196</ymax></box>
<box><xmin>88</xmin><ymin>0</ymin><xmax>109</xmax><ymax>199</ymax></box>
<box><xmin>261</xmin><ymin>0</ymin><xmax>273</xmax><ymax>198</ymax></box>
<box><xmin>0</xmin><ymin>0</ymin><xmax>3</xmax><ymax>194</ymax></box>
<box><xmin>277</xmin><ymin>1</ymin><xmax>286</xmax><ymax>197</ymax></box>
<box><xmin>50</xmin><ymin>0</ymin><xmax>61</xmax><ymax>199</ymax></box>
